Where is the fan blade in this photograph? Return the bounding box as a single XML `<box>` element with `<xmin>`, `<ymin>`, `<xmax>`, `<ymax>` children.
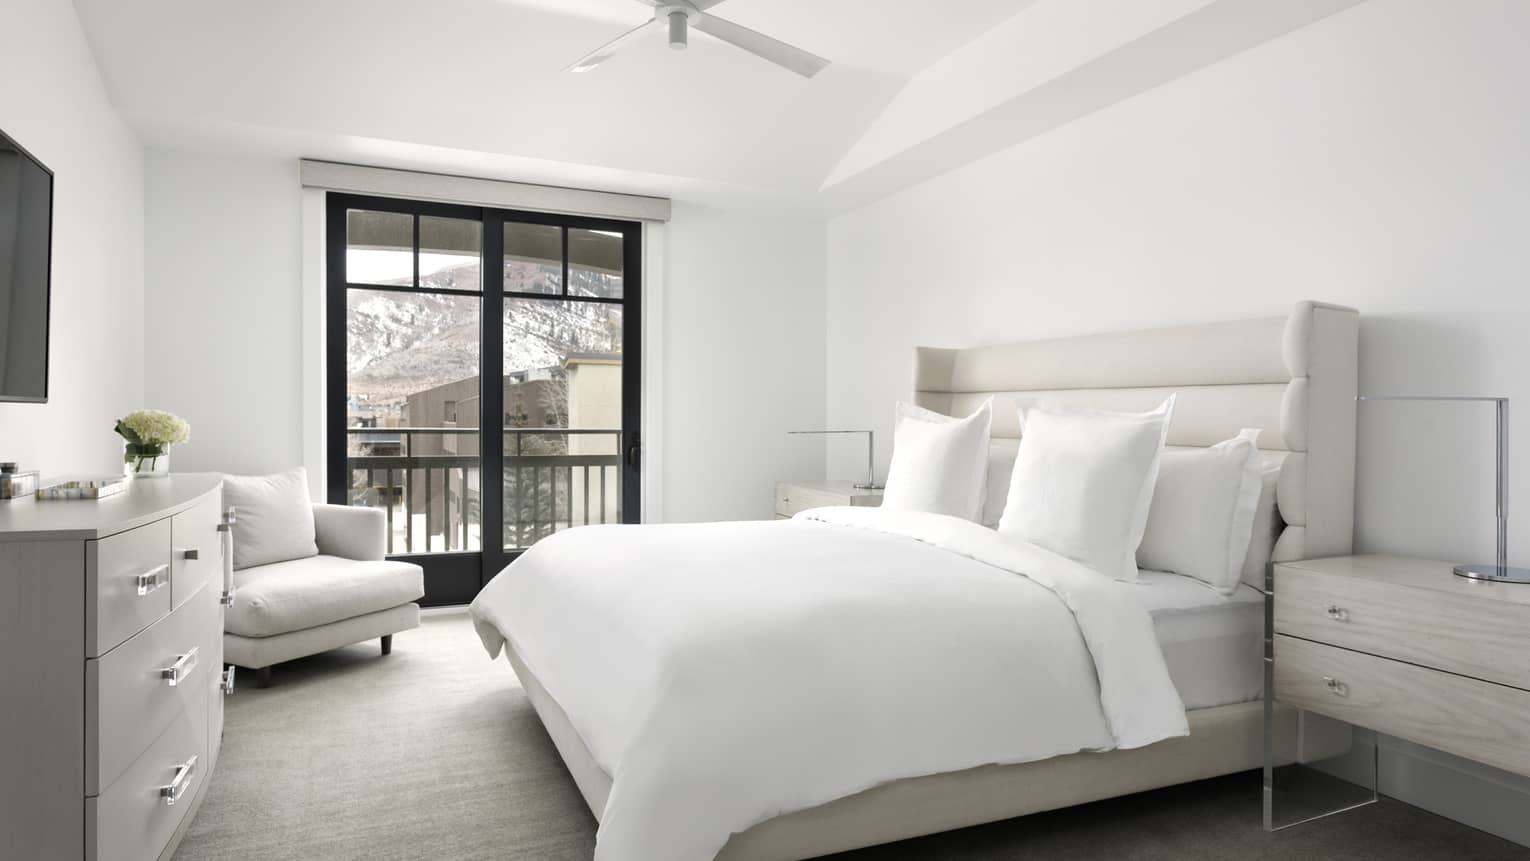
<box><xmin>693</xmin><ymin>14</ymin><xmax>830</xmax><ymax>78</ymax></box>
<box><xmin>636</xmin><ymin>0</ymin><xmax>731</xmax><ymax>7</ymax></box>
<box><xmin>565</xmin><ymin>19</ymin><xmax>659</xmax><ymax>73</ymax></box>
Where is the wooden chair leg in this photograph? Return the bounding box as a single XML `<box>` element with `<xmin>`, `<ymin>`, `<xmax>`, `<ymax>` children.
<box><xmin>381</xmin><ymin>634</ymin><xmax>393</xmax><ymax>656</ymax></box>
<box><xmin>255</xmin><ymin>665</ymin><xmax>272</xmax><ymax>688</ymax></box>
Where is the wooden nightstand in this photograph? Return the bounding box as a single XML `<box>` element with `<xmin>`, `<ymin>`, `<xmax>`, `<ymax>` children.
<box><xmin>1267</xmin><ymin>555</ymin><xmax>1530</xmax><ymax>827</ymax></box>
<box><xmin>774</xmin><ymin>481</ymin><xmax>883</xmax><ymax>520</ymax></box>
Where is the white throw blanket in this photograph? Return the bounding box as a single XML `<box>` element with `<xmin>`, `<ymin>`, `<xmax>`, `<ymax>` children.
<box><xmin>470</xmin><ymin>508</ymin><xmax>1187</xmax><ymax>861</ymax></box>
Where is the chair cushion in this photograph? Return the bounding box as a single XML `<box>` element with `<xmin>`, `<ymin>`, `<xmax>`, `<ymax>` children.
<box><xmin>223</xmin><ymin>467</ymin><xmax>319</xmax><ymax>570</ymax></box>
<box><xmin>226</xmin><ymin>555</ymin><xmax>425</xmax><ymax>638</ymax></box>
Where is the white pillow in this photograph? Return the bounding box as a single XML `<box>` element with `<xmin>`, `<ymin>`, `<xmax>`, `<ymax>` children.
<box><xmin>1137</xmin><ymin>430</ymin><xmax>1265</xmax><ymax>595</ymax></box>
<box><xmin>223</xmin><ymin>467</ymin><xmax>319</xmax><ymax>570</ymax></box>
<box><xmin>881</xmin><ymin>400</ymin><xmax>993</xmax><ymax>522</ymax></box>
<box><xmin>983</xmin><ymin>440</ymin><xmax>1020</xmax><ymax>528</ymax></box>
<box><xmin>997</xmin><ymin>396</ymin><xmax>1176</xmax><ymax>581</ymax></box>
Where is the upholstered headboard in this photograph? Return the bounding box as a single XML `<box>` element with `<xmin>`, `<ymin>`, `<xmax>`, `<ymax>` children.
<box><xmin>913</xmin><ymin>301</ymin><xmax>1359</xmax><ymax>580</ymax></box>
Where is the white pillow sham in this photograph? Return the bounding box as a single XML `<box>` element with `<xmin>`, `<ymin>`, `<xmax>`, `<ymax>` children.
<box><xmin>1137</xmin><ymin>430</ymin><xmax>1265</xmax><ymax>595</ymax></box>
<box><xmin>997</xmin><ymin>396</ymin><xmax>1176</xmax><ymax>582</ymax></box>
<box><xmin>881</xmin><ymin>400</ymin><xmax>993</xmax><ymax>522</ymax></box>
<box><xmin>223</xmin><ymin>467</ymin><xmax>319</xmax><ymax>571</ymax></box>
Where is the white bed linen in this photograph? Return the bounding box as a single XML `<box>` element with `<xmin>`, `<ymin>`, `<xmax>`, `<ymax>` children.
<box><xmin>470</xmin><ymin>508</ymin><xmax>1187</xmax><ymax>861</ymax></box>
<box><xmin>1134</xmin><ymin>571</ymin><xmax>1264</xmax><ymax>709</ymax></box>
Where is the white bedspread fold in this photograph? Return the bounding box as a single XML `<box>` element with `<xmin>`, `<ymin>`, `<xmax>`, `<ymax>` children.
<box><xmin>470</xmin><ymin>508</ymin><xmax>1187</xmax><ymax>861</ymax></box>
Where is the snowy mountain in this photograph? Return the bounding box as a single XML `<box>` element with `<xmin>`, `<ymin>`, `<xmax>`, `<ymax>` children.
<box><xmin>347</xmin><ymin>262</ymin><xmax>622</xmax><ymax>416</ymax></box>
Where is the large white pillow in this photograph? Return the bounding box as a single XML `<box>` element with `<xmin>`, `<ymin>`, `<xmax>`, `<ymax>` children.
<box><xmin>881</xmin><ymin>400</ymin><xmax>993</xmax><ymax>522</ymax></box>
<box><xmin>997</xmin><ymin>396</ymin><xmax>1176</xmax><ymax>581</ymax></box>
<box><xmin>1137</xmin><ymin>430</ymin><xmax>1265</xmax><ymax>595</ymax></box>
<box><xmin>223</xmin><ymin>467</ymin><xmax>319</xmax><ymax>570</ymax></box>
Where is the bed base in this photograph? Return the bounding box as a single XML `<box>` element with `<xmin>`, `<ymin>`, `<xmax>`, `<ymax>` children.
<box><xmin>505</xmin><ymin>644</ymin><xmax>1296</xmax><ymax>861</ymax></box>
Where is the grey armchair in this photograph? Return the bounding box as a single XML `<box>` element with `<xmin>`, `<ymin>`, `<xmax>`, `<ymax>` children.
<box><xmin>223</xmin><ymin>504</ymin><xmax>424</xmax><ymax>687</ymax></box>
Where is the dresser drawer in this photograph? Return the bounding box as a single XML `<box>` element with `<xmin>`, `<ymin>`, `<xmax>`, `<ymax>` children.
<box><xmin>1274</xmin><ymin>564</ymin><xmax>1530</xmax><ymax>690</ymax></box>
<box><xmin>171</xmin><ymin>493</ymin><xmax>222</xmax><ymax>610</ymax></box>
<box><xmin>88</xmin><ymin>520</ymin><xmax>173</xmax><ymax>657</ymax></box>
<box><xmin>86</xmin><ymin>705</ymin><xmax>207</xmax><ymax>861</ymax></box>
<box><xmin>86</xmin><ymin>581</ymin><xmax>213</xmax><ymax>795</ymax></box>
<box><xmin>1274</xmin><ymin>634</ymin><xmax>1530</xmax><ymax>777</ymax></box>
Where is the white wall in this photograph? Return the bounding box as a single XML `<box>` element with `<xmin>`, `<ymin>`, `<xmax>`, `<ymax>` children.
<box><xmin>825</xmin><ymin>0</ymin><xmax>1530</xmax><ymax>840</ymax></box>
<box><xmin>0</xmin><ymin>0</ymin><xmax>143</xmax><ymax>476</ymax></box>
<box><xmin>144</xmin><ymin>152</ymin><xmax>303</xmax><ymax>475</ymax></box>
<box><xmin>660</xmin><ymin>203</ymin><xmax>827</xmax><ymax>522</ymax></box>
<box><xmin>827</xmin><ymin>0</ymin><xmax>1530</xmax><ymax>566</ymax></box>
<box><xmin>142</xmin><ymin>154</ymin><xmax>826</xmax><ymax>519</ymax></box>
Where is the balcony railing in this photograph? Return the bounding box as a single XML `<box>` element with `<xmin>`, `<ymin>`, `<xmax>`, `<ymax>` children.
<box><xmin>346</xmin><ymin>427</ymin><xmax>621</xmax><ymax>555</ymax></box>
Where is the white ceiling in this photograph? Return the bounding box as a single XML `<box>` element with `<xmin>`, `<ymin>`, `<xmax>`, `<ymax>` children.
<box><xmin>73</xmin><ymin>0</ymin><xmax>1035</xmax><ymax>204</ymax></box>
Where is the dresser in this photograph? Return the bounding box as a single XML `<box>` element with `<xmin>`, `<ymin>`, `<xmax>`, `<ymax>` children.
<box><xmin>0</xmin><ymin>474</ymin><xmax>231</xmax><ymax>861</ymax></box>
<box><xmin>1272</xmin><ymin>555</ymin><xmax>1530</xmax><ymax>779</ymax></box>
<box><xmin>774</xmin><ymin>480</ymin><xmax>884</xmax><ymax>519</ymax></box>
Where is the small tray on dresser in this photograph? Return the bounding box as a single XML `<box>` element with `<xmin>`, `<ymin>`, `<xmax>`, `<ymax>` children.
<box><xmin>36</xmin><ymin>477</ymin><xmax>128</xmax><ymax>500</ymax></box>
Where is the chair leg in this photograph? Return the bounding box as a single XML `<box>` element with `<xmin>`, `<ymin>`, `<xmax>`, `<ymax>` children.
<box><xmin>381</xmin><ymin>634</ymin><xmax>393</xmax><ymax>656</ymax></box>
<box><xmin>255</xmin><ymin>665</ymin><xmax>272</xmax><ymax>688</ymax></box>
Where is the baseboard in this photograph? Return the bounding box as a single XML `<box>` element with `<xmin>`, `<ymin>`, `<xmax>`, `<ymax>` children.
<box><xmin>420</xmin><ymin>604</ymin><xmax>470</xmax><ymax>618</ymax></box>
<box><xmin>1379</xmin><ymin>734</ymin><xmax>1530</xmax><ymax>848</ymax></box>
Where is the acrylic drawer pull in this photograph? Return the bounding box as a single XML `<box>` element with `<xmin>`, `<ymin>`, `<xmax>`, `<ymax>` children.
<box><xmin>135</xmin><ymin>564</ymin><xmax>170</xmax><ymax>597</ymax></box>
<box><xmin>1323</xmin><ymin>676</ymin><xmax>1349</xmax><ymax>697</ymax></box>
<box><xmin>220</xmin><ymin>587</ymin><xmax>237</xmax><ymax>607</ymax></box>
<box><xmin>222</xmin><ymin>666</ymin><xmax>236</xmax><ymax>695</ymax></box>
<box><xmin>159</xmin><ymin>647</ymin><xmax>199</xmax><ymax>687</ymax></box>
<box><xmin>1325</xmin><ymin>605</ymin><xmax>1350</xmax><ymax>622</ymax></box>
<box><xmin>160</xmin><ymin>755</ymin><xmax>198</xmax><ymax>806</ymax></box>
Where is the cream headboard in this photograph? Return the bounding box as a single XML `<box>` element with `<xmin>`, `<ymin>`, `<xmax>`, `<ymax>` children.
<box><xmin>913</xmin><ymin>301</ymin><xmax>1359</xmax><ymax>577</ymax></box>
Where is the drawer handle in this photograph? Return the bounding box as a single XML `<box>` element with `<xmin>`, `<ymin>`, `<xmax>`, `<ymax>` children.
<box><xmin>1323</xmin><ymin>676</ymin><xmax>1349</xmax><ymax>697</ymax></box>
<box><xmin>222</xmin><ymin>665</ymin><xmax>236</xmax><ymax>695</ymax></box>
<box><xmin>135</xmin><ymin>564</ymin><xmax>170</xmax><ymax>597</ymax></box>
<box><xmin>1325</xmin><ymin>604</ymin><xmax>1350</xmax><ymax>622</ymax></box>
<box><xmin>220</xmin><ymin>586</ymin><xmax>237</xmax><ymax>607</ymax></box>
<box><xmin>160</xmin><ymin>755</ymin><xmax>199</xmax><ymax>806</ymax></box>
<box><xmin>160</xmin><ymin>647</ymin><xmax>199</xmax><ymax>687</ymax></box>
<box><xmin>181</xmin><ymin>547</ymin><xmax>200</xmax><ymax>560</ymax></box>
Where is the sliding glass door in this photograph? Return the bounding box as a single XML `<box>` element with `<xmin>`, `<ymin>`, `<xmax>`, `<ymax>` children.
<box><xmin>326</xmin><ymin>193</ymin><xmax>641</xmax><ymax>605</ymax></box>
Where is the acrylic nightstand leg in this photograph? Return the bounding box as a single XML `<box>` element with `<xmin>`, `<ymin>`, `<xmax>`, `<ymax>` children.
<box><xmin>1263</xmin><ymin>577</ymin><xmax>1378</xmax><ymax>831</ymax></box>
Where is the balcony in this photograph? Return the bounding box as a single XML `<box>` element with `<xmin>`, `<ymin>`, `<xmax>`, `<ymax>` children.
<box><xmin>346</xmin><ymin>427</ymin><xmax>622</xmax><ymax>555</ymax></box>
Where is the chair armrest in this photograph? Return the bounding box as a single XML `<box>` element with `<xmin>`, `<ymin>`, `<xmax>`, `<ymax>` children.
<box><xmin>312</xmin><ymin>504</ymin><xmax>387</xmax><ymax>561</ymax></box>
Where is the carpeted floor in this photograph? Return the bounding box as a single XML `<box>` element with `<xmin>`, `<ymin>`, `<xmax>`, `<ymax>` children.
<box><xmin>175</xmin><ymin>612</ymin><xmax>1530</xmax><ymax>861</ymax></box>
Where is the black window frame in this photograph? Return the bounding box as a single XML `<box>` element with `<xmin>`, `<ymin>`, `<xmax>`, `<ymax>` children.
<box><xmin>325</xmin><ymin>192</ymin><xmax>642</xmax><ymax>605</ymax></box>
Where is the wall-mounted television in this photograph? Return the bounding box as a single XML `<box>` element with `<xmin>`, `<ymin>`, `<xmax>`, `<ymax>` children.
<box><xmin>0</xmin><ymin>127</ymin><xmax>53</xmax><ymax>403</ymax></box>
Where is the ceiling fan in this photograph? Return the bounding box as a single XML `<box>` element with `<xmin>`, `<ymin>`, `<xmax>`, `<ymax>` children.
<box><xmin>565</xmin><ymin>0</ymin><xmax>830</xmax><ymax>78</ymax></box>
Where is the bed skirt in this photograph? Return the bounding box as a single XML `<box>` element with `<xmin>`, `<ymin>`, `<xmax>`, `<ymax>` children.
<box><xmin>505</xmin><ymin>643</ymin><xmax>1295</xmax><ymax>861</ymax></box>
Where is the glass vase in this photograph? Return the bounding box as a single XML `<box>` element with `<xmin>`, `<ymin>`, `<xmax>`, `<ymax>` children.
<box><xmin>124</xmin><ymin>444</ymin><xmax>170</xmax><ymax>479</ymax></box>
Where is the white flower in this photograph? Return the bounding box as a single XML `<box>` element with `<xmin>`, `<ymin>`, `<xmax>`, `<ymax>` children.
<box><xmin>118</xmin><ymin>410</ymin><xmax>191</xmax><ymax>448</ymax></box>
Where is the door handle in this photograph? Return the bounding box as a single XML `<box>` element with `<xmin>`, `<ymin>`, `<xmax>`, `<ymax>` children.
<box><xmin>626</xmin><ymin>434</ymin><xmax>641</xmax><ymax>470</ymax></box>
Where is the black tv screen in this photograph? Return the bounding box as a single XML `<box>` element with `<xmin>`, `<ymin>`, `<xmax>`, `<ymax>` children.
<box><xmin>0</xmin><ymin>128</ymin><xmax>52</xmax><ymax>403</ymax></box>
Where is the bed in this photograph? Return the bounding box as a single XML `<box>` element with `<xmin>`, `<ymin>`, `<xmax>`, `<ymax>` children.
<box><xmin>470</xmin><ymin>301</ymin><xmax>1359</xmax><ymax>861</ymax></box>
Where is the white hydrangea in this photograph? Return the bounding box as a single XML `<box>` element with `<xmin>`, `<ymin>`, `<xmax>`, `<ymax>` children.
<box><xmin>118</xmin><ymin>410</ymin><xmax>191</xmax><ymax>448</ymax></box>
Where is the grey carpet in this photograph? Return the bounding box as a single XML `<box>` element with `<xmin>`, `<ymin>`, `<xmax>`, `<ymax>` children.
<box><xmin>175</xmin><ymin>613</ymin><xmax>1529</xmax><ymax>861</ymax></box>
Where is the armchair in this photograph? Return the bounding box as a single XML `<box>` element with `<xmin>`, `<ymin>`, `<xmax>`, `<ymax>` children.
<box><xmin>223</xmin><ymin>503</ymin><xmax>424</xmax><ymax>687</ymax></box>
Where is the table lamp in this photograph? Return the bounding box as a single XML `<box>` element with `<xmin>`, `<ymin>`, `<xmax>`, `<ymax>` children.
<box><xmin>1359</xmin><ymin>396</ymin><xmax>1526</xmax><ymax>583</ymax></box>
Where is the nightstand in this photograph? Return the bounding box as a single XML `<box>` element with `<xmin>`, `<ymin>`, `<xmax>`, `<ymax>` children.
<box><xmin>774</xmin><ymin>481</ymin><xmax>883</xmax><ymax>520</ymax></box>
<box><xmin>1266</xmin><ymin>554</ymin><xmax>1530</xmax><ymax>828</ymax></box>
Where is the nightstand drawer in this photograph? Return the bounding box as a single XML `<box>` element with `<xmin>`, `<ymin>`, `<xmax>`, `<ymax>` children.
<box><xmin>1274</xmin><ymin>634</ymin><xmax>1530</xmax><ymax>777</ymax></box>
<box><xmin>1275</xmin><ymin>563</ymin><xmax>1530</xmax><ymax>690</ymax></box>
<box><xmin>776</xmin><ymin>485</ymin><xmax>845</xmax><ymax>517</ymax></box>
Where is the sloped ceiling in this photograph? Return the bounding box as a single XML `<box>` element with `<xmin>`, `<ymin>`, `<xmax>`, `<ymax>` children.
<box><xmin>72</xmin><ymin>0</ymin><xmax>1368</xmax><ymax>210</ymax></box>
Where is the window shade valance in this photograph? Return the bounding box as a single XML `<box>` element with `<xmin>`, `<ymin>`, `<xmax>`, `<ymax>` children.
<box><xmin>300</xmin><ymin>160</ymin><xmax>671</xmax><ymax>223</ymax></box>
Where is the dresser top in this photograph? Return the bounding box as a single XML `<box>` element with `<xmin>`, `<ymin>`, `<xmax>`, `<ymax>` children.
<box><xmin>0</xmin><ymin>473</ymin><xmax>222</xmax><ymax>542</ymax></box>
<box><xmin>1278</xmin><ymin>554</ymin><xmax>1530</xmax><ymax>607</ymax></box>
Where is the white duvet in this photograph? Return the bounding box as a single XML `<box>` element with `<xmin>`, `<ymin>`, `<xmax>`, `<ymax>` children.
<box><xmin>470</xmin><ymin>507</ymin><xmax>1187</xmax><ymax>861</ymax></box>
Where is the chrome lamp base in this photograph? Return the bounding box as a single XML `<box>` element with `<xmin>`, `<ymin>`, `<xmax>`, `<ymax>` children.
<box><xmin>1453</xmin><ymin>564</ymin><xmax>1530</xmax><ymax>585</ymax></box>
